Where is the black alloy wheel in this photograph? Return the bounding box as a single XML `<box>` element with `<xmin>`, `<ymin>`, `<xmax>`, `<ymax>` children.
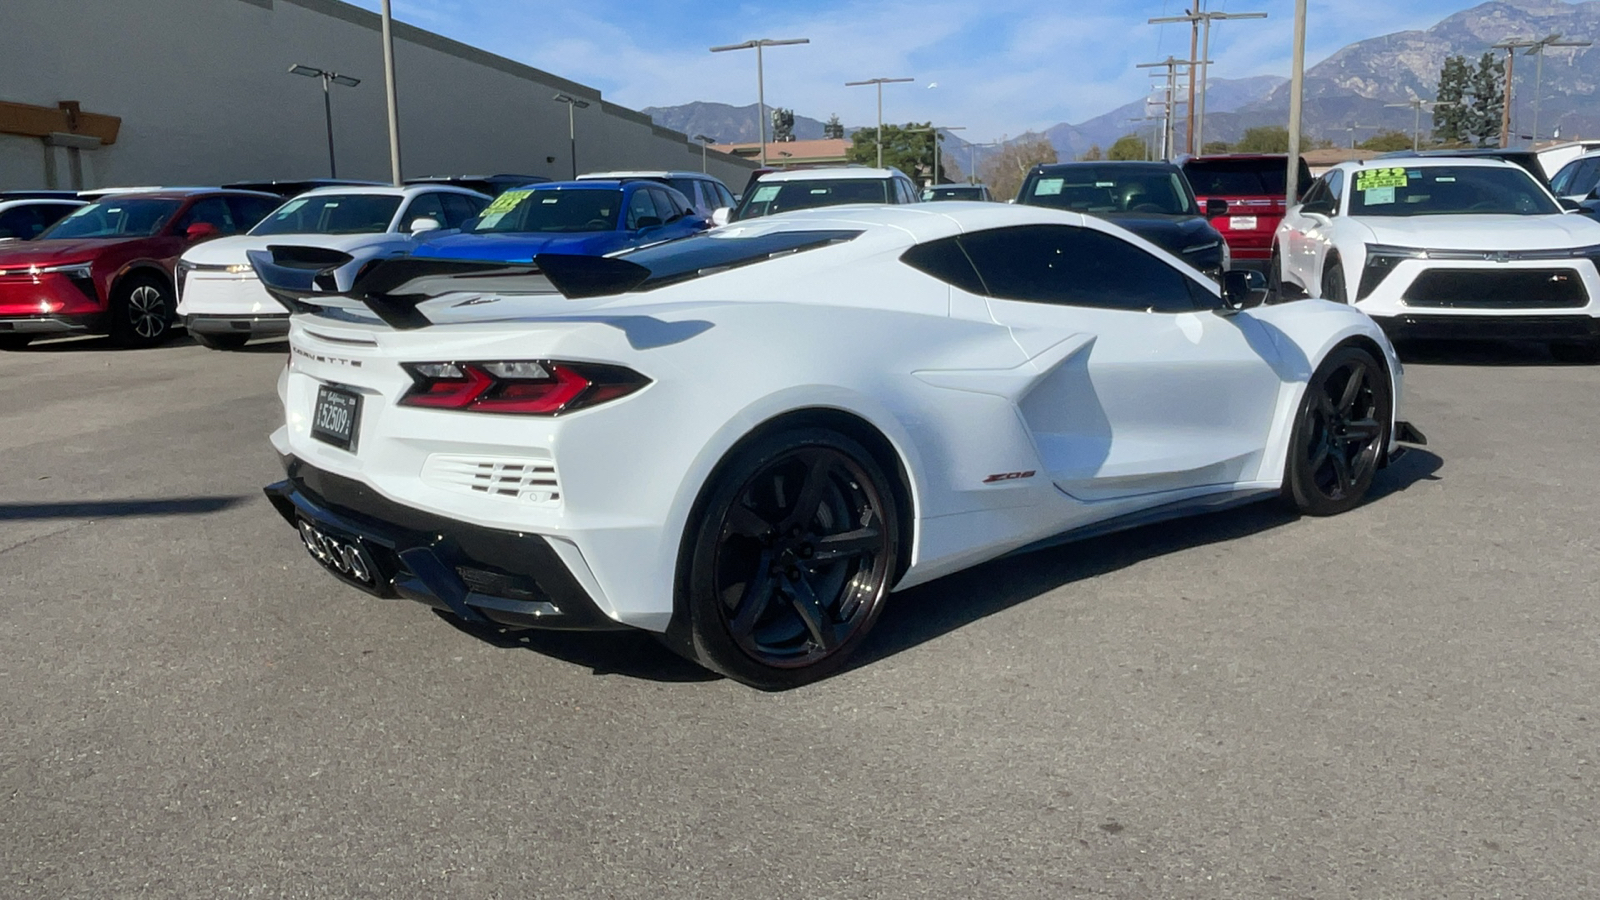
<box><xmin>1285</xmin><ymin>345</ymin><xmax>1391</xmax><ymax>517</ymax></box>
<box><xmin>682</xmin><ymin>428</ymin><xmax>900</xmax><ymax>689</ymax></box>
<box><xmin>1320</xmin><ymin>255</ymin><xmax>1349</xmax><ymax>304</ymax></box>
<box><xmin>193</xmin><ymin>332</ymin><xmax>250</xmax><ymax>351</ymax></box>
<box><xmin>111</xmin><ymin>276</ymin><xmax>177</xmax><ymax>348</ymax></box>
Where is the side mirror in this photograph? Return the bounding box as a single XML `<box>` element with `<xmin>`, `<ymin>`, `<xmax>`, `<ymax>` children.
<box><xmin>1559</xmin><ymin>197</ymin><xmax>1583</xmax><ymax>212</ymax></box>
<box><xmin>185</xmin><ymin>222</ymin><xmax>218</xmax><ymax>241</ymax></box>
<box><xmin>711</xmin><ymin>207</ymin><xmax>731</xmax><ymax>226</ymax></box>
<box><xmin>1220</xmin><ymin>270</ymin><xmax>1267</xmax><ymax>312</ymax></box>
<box><xmin>409</xmin><ymin>217</ymin><xmax>442</xmax><ymax>234</ymax></box>
<box><xmin>1205</xmin><ymin>198</ymin><xmax>1229</xmax><ymax>218</ymax></box>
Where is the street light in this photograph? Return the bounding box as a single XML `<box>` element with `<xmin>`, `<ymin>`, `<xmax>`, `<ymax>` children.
<box><xmin>1385</xmin><ymin>97</ymin><xmax>1455</xmax><ymax>151</ymax></box>
<box><xmin>1345</xmin><ymin>123</ymin><xmax>1379</xmax><ymax>149</ymax></box>
<box><xmin>904</xmin><ymin>125</ymin><xmax>964</xmax><ymax>185</ymax></box>
<box><xmin>1525</xmin><ymin>33</ymin><xmax>1593</xmax><ymax>144</ymax></box>
<box><xmin>694</xmin><ymin>134</ymin><xmax>717</xmax><ymax>173</ymax></box>
<box><xmin>845</xmin><ymin>76</ymin><xmax>916</xmax><ymax>168</ymax></box>
<box><xmin>552</xmin><ymin>93</ymin><xmax>590</xmax><ymax>179</ymax></box>
<box><xmin>709</xmin><ymin>38</ymin><xmax>809</xmax><ymax>167</ymax></box>
<box><xmin>288</xmin><ymin>64</ymin><xmax>360</xmax><ymax>178</ymax></box>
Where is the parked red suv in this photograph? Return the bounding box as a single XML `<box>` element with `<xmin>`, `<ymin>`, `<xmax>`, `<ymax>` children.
<box><xmin>1179</xmin><ymin>154</ymin><xmax>1312</xmax><ymax>273</ymax></box>
<box><xmin>0</xmin><ymin>188</ymin><xmax>281</xmax><ymax>349</ymax></box>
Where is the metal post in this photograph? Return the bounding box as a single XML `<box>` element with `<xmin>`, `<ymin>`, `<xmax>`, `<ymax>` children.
<box><xmin>1413</xmin><ymin>102</ymin><xmax>1422</xmax><ymax>151</ymax></box>
<box><xmin>1186</xmin><ymin>17</ymin><xmax>1199</xmax><ymax>154</ymax></box>
<box><xmin>1197</xmin><ymin>15</ymin><xmax>1212</xmax><ymax>152</ymax></box>
<box><xmin>567</xmin><ymin>101</ymin><xmax>577</xmax><ymax>179</ymax></box>
<box><xmin>756</xmin><ymin>42</ymin><xmax>766</xmax><ymax>166</ymax></box>
<box><xmin>380</xmin><ymin>0</ymin><xmax>402</xmax><ymax>185</ymax></box>
<box><xmin>1501</xmin><ymin>49</ymin><xmax>1515</xmax><ymax>148</ymax></box>
<box><xmin>875</xmin><ymin>81</ymin><xmax>884</xmax><ymax>167</ymax></box>
<box><xmin>1286</xmin><ymin>0</ymin><xmax>1306</xmax><ymax>209</ymax></box>
<box><xmin>321</xmin><ymin>75</ymin><xmax>336</xmax><ymax>178</ymax></box>
<box><xmin>1532</xmin><ymin>48</ymin><xmax>1545</xmax><ymax>144</ymax></box>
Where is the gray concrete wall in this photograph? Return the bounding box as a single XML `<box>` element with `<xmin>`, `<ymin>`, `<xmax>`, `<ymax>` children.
<box><xmin>0</xmin><ymin>0</ymin><xmax>755</xmax><ymax>190</ymax></box>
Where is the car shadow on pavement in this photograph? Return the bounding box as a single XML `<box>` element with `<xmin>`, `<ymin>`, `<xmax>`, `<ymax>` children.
<box><xmin>1395</xmin><ymin>339</ymin><xmax>1594</xmax><ymax>367</ymax></box>
<box><xmin>0</xmin><ymin>496</ymin><xmax>248</xmax><ymax>520</ymax></box>
<box><xmin>847</xmin><ymin>448</ymin><xmax>1444</xmax><ymax>676</ymax></box>
<box><xmin>434</xmin><ymin>612</ymin><xmax>720</xmax><ymax>683</ymax></box>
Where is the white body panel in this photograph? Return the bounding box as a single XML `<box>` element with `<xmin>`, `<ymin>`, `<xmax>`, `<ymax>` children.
<box><xmin>273</xmin><ymin>204</ymin><xmax>1403</xmax><ymax>632</ymax></box>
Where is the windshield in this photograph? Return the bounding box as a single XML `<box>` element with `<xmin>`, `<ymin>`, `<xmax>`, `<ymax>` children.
<box><xmin>1183</xmin><ymin>158</ymin><xmax>1311</xmax><ymax>197</ymax></box>
<box><xmin>40</xmin><ymin>198</ymin><xmax>182</xmax><ymax>239</ymax></box>
<box><xmin>467</xmin><ymin>189</ymin><xmax>621</xmax><ymax>233</ymax></box>
<box><xmin>1348</xmin><ymin>165</ymin><xmax>1560</xmax><ymax>217</ymax></box>
<box><xmin>1021</xmin><ymin>167</ymin><xmax>1194</xmax><ymax>215</ymax></box>
<box><xmin>736</xmin><ymin>179</ymin><xmax>891</xmax><ymax>219</ymax></box>
<box><xmin>250</xmin><ymin>194</ymin><xmax>402</xmax><ymax>235</ymax></box>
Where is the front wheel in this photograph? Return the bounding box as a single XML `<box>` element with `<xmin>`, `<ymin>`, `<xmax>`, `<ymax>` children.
<box><xmin>1320</xmin><ymin>255</ymin><xmax>1349</xmax><ymax>304</ymax></box>
<box><xmin>680</xmin><ymin>427</ymin><xmax>901</xmax><ymax>690</ymax></box>
<box><xmin>110</xmin><ymin>276</ymin><xmax>177</xmax><ymax>348</ymax></box>
<box><xmin>1284</xmin><ymin>345</ymin><xmax>1392</xmax><ymax>517</ymax></box>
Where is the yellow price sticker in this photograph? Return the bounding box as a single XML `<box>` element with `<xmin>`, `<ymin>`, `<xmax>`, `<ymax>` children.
<box><xmin>1356</xmin><ymin>167</ymin><xmax>1409</xmax><ymax>191</ymax></box>
<box><xmin>483</xmin><ymin>189</ymin><xmax>533</xmax><ymax>216</ymax></box>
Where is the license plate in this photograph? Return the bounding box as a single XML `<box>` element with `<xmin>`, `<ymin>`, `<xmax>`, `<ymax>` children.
<box><xmin>298</xmin><ymin>519</ymin><xmax>379</xmax><ymax>587</ymax></box>
<box><xmin>1229</xmin><ymin>216</ymin><xmax>1259</xmax><ymax>231</ymax></box>
<box><xmin>311</xmin><ymin>384</ymin><xmax>361</xmax><ymax>451</ymax></box>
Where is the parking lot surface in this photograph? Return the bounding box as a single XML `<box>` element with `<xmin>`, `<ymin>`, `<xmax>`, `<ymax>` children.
<box><xmin>2</xmin><ymin>336</ymin><xmax>1597</xmax><ymax>898</ymax></box>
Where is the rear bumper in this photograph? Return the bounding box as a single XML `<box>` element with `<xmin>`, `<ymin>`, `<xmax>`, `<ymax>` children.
<box><xmin>185</xmin><ymin>313</ymin><xmax>289</xmax><ymax>337</ymax></box>
<box><xmin>0</xmin><ymin>313</ymin><xmax>102</xmax><ymax>335</ymax></box>
<box><xmin>264</xmin><ymin>456</ymin><xmax>629</xmax><ymax>632</ymax></box>
<box><xmin>1372</xmin><ymin>313</ymin><xmax>1600</xmax><ymax>342</ymax></box>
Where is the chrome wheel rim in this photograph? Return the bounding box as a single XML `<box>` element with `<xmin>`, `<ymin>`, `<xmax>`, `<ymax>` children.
<box><xmin>128</xmin><ymin>285</ymin><xmax>168</xmax><ymax>339</ymax></box>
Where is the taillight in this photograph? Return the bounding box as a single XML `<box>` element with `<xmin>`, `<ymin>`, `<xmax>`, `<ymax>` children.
<box><xmin>398</xmin><ymin>360</ymin><xmax>649</xmax><ymax>415</ymax></box>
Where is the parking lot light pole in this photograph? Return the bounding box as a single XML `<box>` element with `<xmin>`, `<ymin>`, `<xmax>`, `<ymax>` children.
<box><xmin>552</xmin><ymin>93</ymin><xmax>590</xmax><ymax>179</ymax></box>
<box><xmin>695</xmin><ymin>134</ymin><xmax>717</xmax><ymax>173</ymax></box>
<box><xmin>846</xmin><ymin>77</ymin><xmax>916</xmax><ymax>168</ymax></box>
<box><xmin>1386</xmin><ymin>98</ymin><xmax>1453</xmax><ymax>151</ymax></box>
<box><xmin>1286</xmin><ymin>0</ymin><xmax>1306</xmax><ymax>209</ymax></box>
<box><xmin>288</xmin><ymin>64</ymin><xmax>360</xmax><ymax>178</ymax></box>
<box><xmin>710</xmin><ymin>38</ymin><xmax>810</xmax><ymax>167</ymax></box>
<box><xmin>380</xmin><ymin>0</ymin><xmax>402</xmax><ymax>186</ymax></box>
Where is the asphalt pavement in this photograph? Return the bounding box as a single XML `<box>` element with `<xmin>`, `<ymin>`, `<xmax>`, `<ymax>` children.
<box><xmin>2</xmin><ymin>334</ymin><xmax>1597</xmax><ymax>898</ymax></box>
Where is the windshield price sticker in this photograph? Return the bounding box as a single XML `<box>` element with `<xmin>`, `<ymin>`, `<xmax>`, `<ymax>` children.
<box><xmin>1356</xmin><ymin>167</ymin><xmax>1409</xmax><ymax>191</ymax></box>
<box><xmin>1034</xmin><ymin>178</ymin><xmax>1065</xmax><ymax>196</ymax></box>
<box><xmin>483</xmin><ymin>189</ymin><xmax>532</xmax><ymax>216</ymax></box>
<box><xmin>751</xmin><ymin>185</ymin><xmax>781</xmax><ymax>203</ymax></box>
<box><xmin>1364</xmin><ymin>186</ymin><xmax>1397</xmax><ymax>206</ymax></box>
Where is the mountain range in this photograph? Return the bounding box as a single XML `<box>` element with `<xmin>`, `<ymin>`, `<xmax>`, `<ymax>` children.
<box><xmin>646</xmin><ymin>0</ymin><xmax>1600</xmax><ymax>170</ymax></box>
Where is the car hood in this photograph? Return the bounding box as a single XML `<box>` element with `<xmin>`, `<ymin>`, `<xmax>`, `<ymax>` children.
<box><xmin>1098</xmin><ymin>213</ymin><xmax>1221</xmax><ymax>254</ymax></box>
<box><xmin>1358</xmin><ymin>214</ymin><xmax>1600</xmax><ymax>250</ymax></box>
<box><xmin>414</xmin><ymin>231</ymin><xmax>620</xmax><ymax>263</ymax></box>
<box><xmin>184</xmin><ymin>231</ymin><xmax>413</xmax><ymax>265</ymax></box>
<box><xmin>0</xmin><ymin>237</ymin><xmax>134</xmax><ymax>266</ymax></box>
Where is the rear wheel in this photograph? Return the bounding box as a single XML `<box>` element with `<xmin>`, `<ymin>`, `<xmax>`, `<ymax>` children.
<box><xmin>1284</xmin><ymin>345</ymin><xmax>1392</xmax><ymax>517</ymax></box>
<box><xmin>193</xmin><ymin>331</ymin><xmax>250</xmax><ymax>351</ymax></box>
<box><xmin>110</xmin><ymin>276</ymin><xmax>176</xmax><ymax>348</ymax></box>
<box><xmin>680</xmin><ymin>427</ymin><xmax>901</xmax><ymax>690</ymax></box>
<box><xmin>1320</xmin><ymin>254</ymin><xmax>1349</xmax><ymax>304</ymax></box>
<box><xmin>0</xmin><ymin>335</ymin><xmax>32</xmax><ymax>351</ymax></box>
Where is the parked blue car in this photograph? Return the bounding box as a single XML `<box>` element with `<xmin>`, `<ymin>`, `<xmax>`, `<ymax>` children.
<box><xmin>411</xmin><ymin>180</ymin><xmax>707</xmax><ymax>262</ymax></box>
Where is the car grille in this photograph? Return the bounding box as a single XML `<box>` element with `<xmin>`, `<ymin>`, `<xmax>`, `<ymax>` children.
<box><xmin>1403</xmin><ymin>269</ymin><xmax>1589</xmax><ymax>309</ymax></box>
<box><xmin>422</xmin><ymin>454</ymin><xmax>560</xmax><ymax>505</ymax></box>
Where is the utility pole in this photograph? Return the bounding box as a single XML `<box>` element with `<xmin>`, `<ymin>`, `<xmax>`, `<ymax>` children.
<box><xmin>1286</xmin><ymin>0</ymin><xmax>1307</xmax><ymax>209</ymax></box>
<box><xmin>1386</xmin><ymin>97</ymin><xmax>1456</xmax><ymax>151</ymax></box>
<box><xmin>1525</xmin><ymin>33</ymin><xmax>1592</xmax><ymax>144</ymax></box>
<box><xmin>1150</xmin><ymin>4</ymin><xmax>1265</xmax><ymax>154</ymax></box>
<box><xmin>845</xmin><ymin>77</ymin><xmax>916</xmax><ymax>168</ymax></box>
<box><xmin>1493</xmin><ymin>37</ymin><xmax>1538</xmax><ymax>148</ymax></box>
<box><xmin>1137</xmin><ymin>57</ymin><xmax>1195</xmax><ymax>160</ymax></box>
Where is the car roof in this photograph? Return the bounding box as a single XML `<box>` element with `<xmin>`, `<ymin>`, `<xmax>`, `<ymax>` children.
<box><xmin>1035</xmin><ymin>160</ymin><xmax>1177</xmax><ymax>170</ymax></box>
<box><xmin>519</xmin><ymin>180</ymin><xmax>631</xmax><ymax>191</ymax></box>
<box><xmin>577</xmin><ymin>171</ymin><xmax>713</xmax><ymax>180</ymax></box>
<box><xmin>753</xmin><ymin>167</ymin><xmax>904</xmax><ymax>182</ymax></box>
<box><xmin>83</xmin><ymin>188</ymin><xmax>281</xmax><ymax>201</ymax></box>
<box><xmin>1334</xmin><ymin>156</ymin><xmax>1519</xmax><ymax>171</ymax></box>
<box><xmin>294</xmin><ymin>184</ymin><xmax>490</xmax><ymax>199</ymax></box>
<box><xmin>0</xmin><ymin>198</ymin><xmax>84</xmax><ymax>209</ymax></box>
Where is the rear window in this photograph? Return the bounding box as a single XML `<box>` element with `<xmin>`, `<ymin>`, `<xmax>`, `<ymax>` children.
<box><xmin>1183</xmin><ymin>158</ymin><xmax>1312</xmax><ymax>197</ymax></box>
<box><xmin>735</xmin><ymin>179</ymin><xmax>891</xmax><ymax>219</ymax></box>
<box><xmin>617</xmin><ymin>228</ymin><xmax>861</xmax><ymax>290</ymax></box>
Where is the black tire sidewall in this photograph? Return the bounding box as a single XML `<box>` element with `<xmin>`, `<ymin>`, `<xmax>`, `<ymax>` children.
<box><xmin>1321</xmin><ymin>256</ymin><xmax>1348</xmax><ymax>304</ymax></box>
<box><xmin>680</xmin><ymin>426</ymin><xmax>901</xmax><ymax>690</ymax></box>
<box><xmin>110</xmin><ymin>275</ymin><xmax>176</xmax><ymax>347</ymax></box>
<box><xmin>193</xmin><ymin>331</ymin><xmax>250</xmax><ymax>351</ymax></box>
<box><xmin>1285</xmin><ymin>344</ymin><xmax>1391</xmax><ymax>516</ymax></box>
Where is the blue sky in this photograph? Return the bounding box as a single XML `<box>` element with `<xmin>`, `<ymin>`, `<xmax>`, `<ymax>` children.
<box><xmin>346</xmin><ymin>0</ymin><xmax>1473</xmax><ymax>139</ymax></box>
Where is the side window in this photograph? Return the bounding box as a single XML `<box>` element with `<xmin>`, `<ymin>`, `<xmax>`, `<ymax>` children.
<box><xmin>403</xmin><ymin>193</ymin><xmax>447</xmax><ymax>229</ymax></box>
<box><xmin>227</xmin><ymin>196</ymin><xmax>280</xmax><ymax>230</ymax></box>
<box><xmin>626</xmin><ymin>189</ymin><xmax>659</xmax><ymax>229</ymax></box>
<box><xmin>1300</xmin><ymin>176</ymin><xmax>1333</xmax><ymax>213</ymax></box>
<box><xmin>956</xmin><ymin>224</ymin><xmax>1198</xmax><ymax>313</ymax></box>
<box><xmin>900</xmin><ymin>236</ymin><xmax>986</xmax><ymax>294</ymax></box>
<box><xmin>1551</xmin><ymin>161</ymin><xmax>1578</xmax><ymax>195</ymax></box>
<box><xmin>1577</xmin><ymin>158</ymin><xmax>1600</xmax><ymax>196</ymax></box>
<box><xmin>714</xmin><ymin>182</ymin><xmax>736</xmax><ymax>209</ymax></box>
<box><xmin>1325</xmin><ymin>169</ymin><xmax>1346</xmax><ymax>215</ymax></box>
<box><xmin>440</xmin><ymin>193</ymin><xmax>486</xmax><ymax>228</ymax></box>
<box><xmin>0</xmin><ymin>207</ymin><xmax>39</xmax><ymax>239</ymax></box>
<box><xmin>178</xmin><ymin>197</ymin><xmax>237</xmax><ymax>233</ymax></box>
<box><xmin>648</xmin><ymin>188</ymin><xmax>680</xmax><ymax>222</ymax></box>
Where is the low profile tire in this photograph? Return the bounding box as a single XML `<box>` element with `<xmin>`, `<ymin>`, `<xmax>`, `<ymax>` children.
<box><xmin>0</xmin><ymin>335</ymin><xmax>32</xmax><ymax>351</ymax></box>
<box><xmin>110</xmin><ymin>276</ymin><xmax>177</xmax><ymax>348</ymax></box>
<box><xmin>193</xmin><ymin>331</ymin><xmax>250</xmax><ymax>351</ymax></box>
<box><xmin>680</xmin><ymin>427</ymin><xmax>902</xmax><ymax>690</ymax></box>
<box><xmin>1320</xmin><ymin>255</ymin><xmax>1349</xmax><ymax>304</ymax></box>
<box><xmin>1550</xmin><ymin>339</ymin><xmax>1600</xmax><ymax>364</ymax></box>
<box><xmin>1284</xmin><ymin>344</ymin><xmax>1392</xmax><ymax>517</ymax></box>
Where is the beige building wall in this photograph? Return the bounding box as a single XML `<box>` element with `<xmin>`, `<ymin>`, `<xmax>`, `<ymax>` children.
<box><xmin>0</xmin><ymin>0</ymin><xmax>754</xmax><ymax>190</ymax></box>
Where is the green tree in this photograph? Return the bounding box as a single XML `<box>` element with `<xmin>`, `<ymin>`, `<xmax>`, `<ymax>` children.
<box><xmin>846</xmin><ymin>122</ymin><xmax>942</xmax><ymax>181</ymax></box>
<box><xmin>1079</xmin><ymin>144</ymin><xmax>1104</xmax><ymax>161</ymax></box>
<box><xmin>977</xmin><ymin>134</ymin><xmax>1058</xmax><ymax>200</ymax></box>
<box><xmin>1358</xmin><ymin>130</ymin><xmax>1415</xmax><ymax>152</ymax></box>
<box><xmin>1107</xmin><ymin>134</ymin><xmax>1150</xmax><ymax>160</ymax></box>
<box><xmin>1433</xmin><ymin>55</ymin><xmax>1472</xmax><ymax>145</ymax></box>
<box><xmin>1201</xmin><ymin>140</ymin><xmax>1233</xmax><ymax>154</ymax></box>
<box><xmin>1468</xmin><ymin>52</ymin><xmax>1505</xmax><ymax>147</ymax></box>
<box><xmin>822</xmin><ymin>113</ymin><xmax>845</xmax><ymax>140</ymax></box>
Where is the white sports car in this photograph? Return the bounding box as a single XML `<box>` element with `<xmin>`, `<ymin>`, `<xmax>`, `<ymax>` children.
<box><xmin>1273</xmin><ymin>157</ymin><xmax>1600</xmax><ymax>360</ymax></box>
<box><xmin>255</xmin><ymin>203</ymin><xmax>1423</xmax><ymax>689</ymax></box>
<box><xmin>175</xmin><ymin>184</ymin><xmax>489</xmax><ymax>349</ymax></box>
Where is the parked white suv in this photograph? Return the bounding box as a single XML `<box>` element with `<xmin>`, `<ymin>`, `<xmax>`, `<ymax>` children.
<box><xmin>175</xmin><ymin>184</ymin><xmax>489</xmax><ymax>349</ymax></box>
<box><xmin>576</xmin><ymin>171</ymin><xmax>735</xmax><ymax>220</ymax></box>
<box><xmin>718</xmin><ymin>167</ymin><xmax>921</xmax><ymax>224</ymax></box>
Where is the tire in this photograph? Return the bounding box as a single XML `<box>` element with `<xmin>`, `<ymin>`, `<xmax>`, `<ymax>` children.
<box><xmin>678</xmin><ymin>427</ymin><xmax>902</xmax><ymax>690</ymax></box>
<box><xmin>193</xmin><ymin>331</ymin><xmax>250</xmax><ymax>351</ymax></box>
<box><xmin>110</xmin><ymin>276</ymin><xmax>177</xmax><ymax>348</ymax></box>
<box><xmin>0</xmin><ymin>335</ymin><xmax>32</xmax><ymax>351</ymax></box>
<box><xmin>1550</xmin><ymin>339</ymin><xmax>1600</xmax><ymax>364</ymax></box>
<box><xmin>1320</xmin><ymin>254</ymin><xmax>1349</xmax><ymax>304</ymax></box>
<box><xmin>1266</xmin><ymin>247</ymin><xmax>1284</xmax><ymax>302</ymax></box>
<box><xmin>1284</xmin><ymin>345</ymin><xmax>1392</xmax><ymax>517</ymax></box>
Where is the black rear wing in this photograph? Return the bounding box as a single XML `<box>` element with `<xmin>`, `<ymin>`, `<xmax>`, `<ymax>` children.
<box><xmin>247</xmin><ymin>246</ymin><xmax>648</xmax><ymax>330</ymax></box>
